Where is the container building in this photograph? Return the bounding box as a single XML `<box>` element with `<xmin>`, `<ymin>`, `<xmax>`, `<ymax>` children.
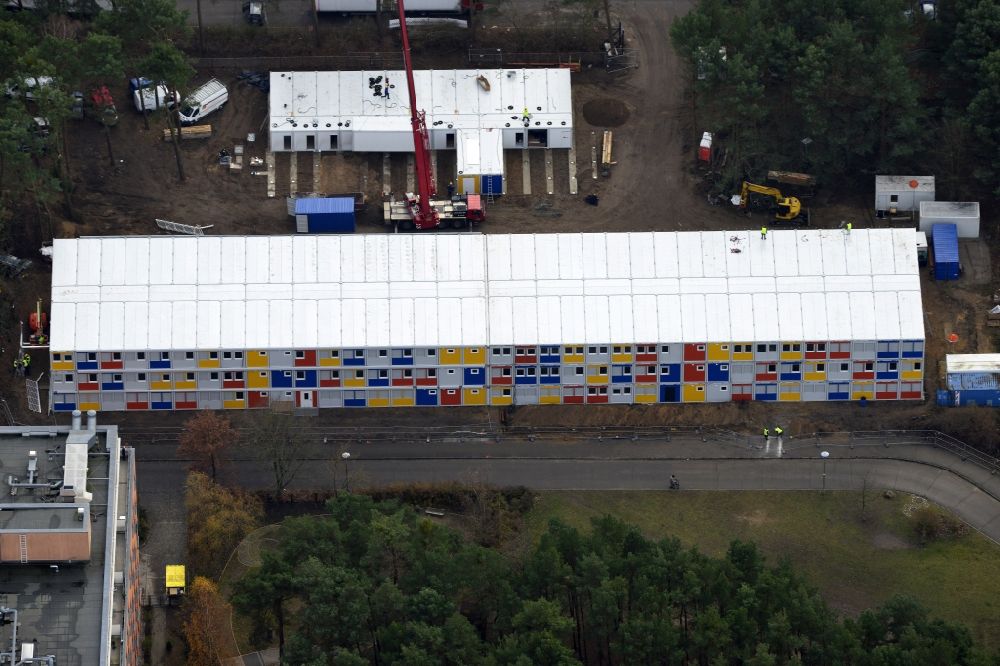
<box><xmin>294</xmin><ymin>196</ymin><xmax>356</xmax><ymax>233</ymax></box>
<box><xmin>931</xmin><ymin>223</ymin><xmax>960</xmax><ymax>280</ymax></box>
<box><xmin>267</xmin><ymin>69</ymin><xmax>573</xmax><ymax>196</ymax></box>
<box><xmin>48</xmin><ymin>229</ymin><xmax>925</xmax><ymax>412</ymax></box>
<box><xmin>942</xmin><ymin>354</ymin><xmax>1000</xmax><ymax>406</ymax></box>
<box><xmin>875</xmin><ymin>175</ymin><xmax>934</xmax><ymax>216</ymax></box>
<box><xmin>919</xmin><ymin>201</ymin><xmax>980</xmax><ymax>239</ymax></box>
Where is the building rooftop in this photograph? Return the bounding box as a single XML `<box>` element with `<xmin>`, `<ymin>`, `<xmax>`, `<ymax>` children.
<box><xmin>875</xmin><ymin>175</ymin><xmax>935</xmax><ymax>191</ymax></box>
<box><xmin>0</xmin><ymin>417</ymin><xmax>138</xmax><ymax>666</ymax></box>
<box><xmin>0</xmin><ymin>424</ymin><xmax>111</xmax><ymax>666</ymax></box>
<box><xmin>947</xmin><ymin>354</ymin><xmax>1000</xmax><ymax>374</ymax></box>
<box><xmin>50</xmin><ymin>229</ymin><xmax>925</xmax><ymax>350</ymax></box>
<box><xmin>268</xmin><ymin>68</ymin><xmax>573</xmax><ymax>136</ymax></box>
<box><xmin>919</xmin><ymin>201</ymin><xmax>980</xmax><ymax>217</ymax></box>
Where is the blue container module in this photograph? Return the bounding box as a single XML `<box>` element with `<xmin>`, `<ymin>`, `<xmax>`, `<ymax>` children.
<box><xmin>295</xmin><ymin>197</ymin><xmax>355</xmax><ymax>233</ymax></box>
<box><xmin>931</xmin><ymin>223</ymin><xmax>960</xmax><ymax>281</ymax></box>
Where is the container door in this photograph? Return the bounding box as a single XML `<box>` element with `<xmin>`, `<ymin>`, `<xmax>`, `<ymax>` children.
<box><xmin>296</xmin><ymin>214</ymin><xmax>308</xmax><ymax>233</ymax></box>
<box><xmin>460</xmin><ymin>176</ymin><xmax>477</xmax><ymax>195</ymax></box>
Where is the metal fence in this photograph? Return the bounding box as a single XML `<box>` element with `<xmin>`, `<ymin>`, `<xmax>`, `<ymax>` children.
<box><xmin>195</xmin><ymin>52</ymin><xmax>405</xmax><ymax>72</ymax></box>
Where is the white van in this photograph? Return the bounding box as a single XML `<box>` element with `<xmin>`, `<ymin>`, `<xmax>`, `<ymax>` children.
<box><xmin>178</xmin><ymin>78</ymin><xmax>228</xmax><ymax>125</ymax></box>
<box><xmin>133</xmin><ymin>83</ymin><xmax>177</xmax><ymax>113</ymax></box>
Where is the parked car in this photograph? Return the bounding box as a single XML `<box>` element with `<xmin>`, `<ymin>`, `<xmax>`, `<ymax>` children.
<box><xmin>243</xmin><ymin>0</ymin><xmax>265</xmax><ymax>24</ymax></box>
<box><xmin>70</xmin><ymin>91</ymin><xmax>85</xmax><ymax>119</ymax></box>
<box><xmin>88</xmin><ymin>86</ymin><xmax>119</xmax><ymax>126</ymax></box>
<box><xmin>5</xmin><ymin>75</ymin><xmax>54</xmax><ymax>100</ymax></box>
<box><xmin>129</xmin><ymin>76</ymin><xmax>177</xmax><ymax>113</ymax></box>
<box><xmin>178</xmin><ymin>78</ymin><xmax>228</xmax><ymax>125</ymax></box>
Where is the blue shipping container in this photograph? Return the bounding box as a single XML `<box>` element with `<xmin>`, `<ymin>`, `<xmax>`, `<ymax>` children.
<box><xmin>295</xmin><ymin>197</ymin><xmax>355</xmax><ymax>233</ymax></box>
<box><xmin>932</xmin><ymin>223</ymin><xmax>960</xmax><ymax>280</ymax></box>
<box><xmin>482</xmin><ymin>174</ymin><xmax>503</xmax><ymax>197</ymax></box>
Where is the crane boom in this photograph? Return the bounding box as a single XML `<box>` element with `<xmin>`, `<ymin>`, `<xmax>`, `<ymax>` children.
<box><xmin>397</xmin><ymin>0</ymin><xmax>439</xmax><ymax>229</ymax></box>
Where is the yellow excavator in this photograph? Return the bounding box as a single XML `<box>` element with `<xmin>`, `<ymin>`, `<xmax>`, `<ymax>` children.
<box><xmin>738</xmin><ymin>181</ymin><xmax>804</xmax><ymax>222</ymax></box>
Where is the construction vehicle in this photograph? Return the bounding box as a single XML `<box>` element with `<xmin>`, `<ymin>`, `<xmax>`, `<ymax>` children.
<box><xmin>737</xmin><ymin>181</ymin><xmax>805</xmax><ymax>223</ymax></box>
<box><xmin>381</xmin><ymin>0</ymin><xmax>485</xmax><ymax>231</ymax></box>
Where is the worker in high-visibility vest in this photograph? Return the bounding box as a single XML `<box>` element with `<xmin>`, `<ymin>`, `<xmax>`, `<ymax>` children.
<box><xmin>13</xmin><ymin>358</ymin><xmax>22</xmax><ymax>376</ymax></box>
<box><xmin>762</xmin><ymin>427</ymin><xmax>769</xmax><ymax>442</ymax></box>
<box><xmin>774</xmin><ymin>426</ymin><xmax>784</xmax><ymax>438</ymax></box>
<box><xmin>761</xmin><ymin>226</ymin><xmax>768</xmax><ymax>239</ymax></box>
<box><xmin>22</xmin><ymin>353</ymin><xmax>31</xmax><ymax>374</ymax></box>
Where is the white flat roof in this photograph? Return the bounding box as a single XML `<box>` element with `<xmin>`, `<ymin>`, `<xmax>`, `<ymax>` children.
<box><xmin>269</xmin><ymin>68</ymin><xmax>573</xmax><ymax>135</ymax></box>
<box><xmin>919</xmin><ymin>201</ymin><xmax>980</xmax><ymax>218</ymax></box>
<box><xmin>946</xmin><ymin>354</ymin><xmax>1000</xmax><ymax>373</ymax></box>
<box><xmin>875</xmin><ymin>175</ymin><xmax>935</xmax><ymax>192</ymax></box>
<box><xmin>50</xmin><ymin>229</ymin><xmax>925</xmax><ymax>351</ymax></box>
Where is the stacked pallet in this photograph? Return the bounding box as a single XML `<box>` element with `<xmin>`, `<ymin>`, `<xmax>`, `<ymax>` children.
<box><xmin>162</xmin><ymin>124</ymin><xmax>212</xmax><ymax>141</ymax></box>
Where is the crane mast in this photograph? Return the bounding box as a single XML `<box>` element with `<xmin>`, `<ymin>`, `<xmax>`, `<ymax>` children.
<box><xmin>397</xmin><ymin>0</ymin><xmax>439</xmax><ymax>229</ymax></box>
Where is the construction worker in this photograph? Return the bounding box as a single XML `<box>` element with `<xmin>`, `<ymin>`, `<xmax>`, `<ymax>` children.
<box><xmin>447</xmin><ymin>181</ymin><xmax>455</xmax><ymax>198</ymax></box>
<box><xmin>22</xmin><ymin>353</ymin><xmax>31</xmax><ymax>375</ymax></box>
<box><xmin>13</xmin><ymin>357</ymin><xmax>22</xmax><ymax>377</ymax></box>
<box><xmin>846</xmin><ymin>221</ymin><xmax>853</xmax><ymax>234</ymax></box>
<box><xmin>762</xmin><ymin>426</ymin><xmax>769</xmax><ymax>442</ymax></box>
<box><xmin>761</xmin><ymin>226</ymin><xmax>767</xmax><ymax>239</ymax></box>
<box><xmin>774</xmin><ymin>425</ymin><xmax>784</xmax><ymax>438</ymax></box>
<box><xmin>522</xmin><ymin>107</ymin><xmax>531</xmax><ymax>120</ymax></box>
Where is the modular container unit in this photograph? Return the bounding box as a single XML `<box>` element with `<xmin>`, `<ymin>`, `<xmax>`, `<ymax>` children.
<box><xmin>919</xmin><ymin>201</ymin><xmax>980</xmax><ymax>239</ymax></box>
<box><xmin>931</xmin><ymin>223</ymin><xmax>960</xmax><ymax>280</ymax></box>
<box><xmin>874</xmin><ymin>175</ymin><xmax>934</xmax><ymax>216</ymax></box>
<box><xmin>267</xmin><ymin>69</ymin><xmax>570</xmax><ymax>202</ymax></box>
<box><xmin>456</xmin><ymin>128</ymin><xmax>503</xmax><ymax>197</ymax></box>
<box><xmin>294</xmin><ymin>197</ymin><xmax>355</xmax><ymax>233</ymax></box>
<box><xmin>47</xmin><ymin>230</ymin><xmax>925</xmax><ymax>412</ymax></box>
<box><xmin>944</xmin><ymin>354</ymin><xmax>1000</xmax><ymax>406</ymax></box>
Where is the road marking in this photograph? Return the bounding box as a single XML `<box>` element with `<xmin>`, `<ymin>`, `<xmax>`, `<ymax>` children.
<box><xmin>266</xmin><ymin>151</ymin><xmax>275</xmax><ymax>198</ymax></box>
<box><xmin>382</xmin><ymin>152</ymin><xmax>391</xmax><ymax>196</ymax></box>
<box><xmin>289</xmin><ymin>151</ymin><xmax>298</xmax><ymax>195</ymax></box>
<box><xmin>406</xmin><ymin>154</ymin><xmax>415</xmax><ymax>194</ymax></box>
<box><xmin>568</xmin><ymin>140</ymin><xmax>578</xmax><ymax>195</ymax></box>
<box><xmin>312</xmin><ymin>152</ymin><xmax>321</xmax><ymax>192</ymax></box>
<box><xmin>545</xmin><ymin>148</ymin><xmax>554</xmax><ymax>195</ymax></box>
<box><xmin>521</xmin><ymin>148</ymin><xmax>531</xmax><ymax>195</ymax></box>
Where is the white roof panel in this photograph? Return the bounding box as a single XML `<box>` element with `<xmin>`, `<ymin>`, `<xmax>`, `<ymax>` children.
<box><xmin>51</xmin><ymin>230</ymin><xmax>924</xmax><ymax>350</ymax></box>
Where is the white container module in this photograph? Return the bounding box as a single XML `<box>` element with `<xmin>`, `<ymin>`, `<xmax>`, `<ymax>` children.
<box><xmin>875</xmin><ymin>175</ymin><xmax>934</xmax><ymax>216</ymax></box>
<box><xmin>919</xmin><ymin>201</ymin><xmax>980</xmax><ymax>239</ymax></box>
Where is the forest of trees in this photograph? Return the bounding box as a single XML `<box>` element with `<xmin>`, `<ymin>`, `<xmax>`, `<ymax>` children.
<box><xmin>0</xmin><ymin>0</ymin><xmax>193</xmax><ymax>236</ymax></box>
<box><xmin>670</xmin><ymin>0</ymin><xmax>1000</xmax><ymax>200</ymax></box>
<box><xmin>228</xmin><ymin>494</ymin><xmax>995</xmax><ymax>666</ymax></box>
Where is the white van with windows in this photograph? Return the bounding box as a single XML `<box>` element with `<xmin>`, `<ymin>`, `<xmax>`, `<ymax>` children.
<box><xmin>177</xmin><ymin>78</ymin><xmax>228</xmax><ymax>125</ymax></box>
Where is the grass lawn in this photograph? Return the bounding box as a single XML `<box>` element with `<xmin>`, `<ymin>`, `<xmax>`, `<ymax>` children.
<box><xmin>525</xmin><ymin>490</ymin><xmax>1000</xmax><ymax>649</ymax></box>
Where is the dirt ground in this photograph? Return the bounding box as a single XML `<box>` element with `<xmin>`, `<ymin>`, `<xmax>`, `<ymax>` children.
<box><xmin>0</xmin><ymin>0</ymin><xmax>997</xmax><ymax>442</ymax></box>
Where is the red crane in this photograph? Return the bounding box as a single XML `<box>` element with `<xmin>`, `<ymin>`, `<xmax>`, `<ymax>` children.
<box><xmin>397</xmin><ymin>0</ymin><xmax>440</xmax><ymax>230</ymax></box>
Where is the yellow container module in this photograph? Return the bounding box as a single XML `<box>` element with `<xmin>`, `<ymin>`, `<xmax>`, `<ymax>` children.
<box><xmin>463</xmin><ymin>388</ymin><xmax>487</xmax><ymax>405</ymax></box>
<box><xmin>707</xmin><ymin>343</ymin><xmax>731</xmax><ymax>361</ymax></box>
<box><xmin>852</xmin><ymin>383</ymin><xmax>875</xmax><ymax>401</ymax></box>
<box><xmin>391</xmin><ymin>396</ymin><xmax>415</xmax><ymax>407</ymax></box>
<box><xmin>150</xmin><ymin>380</ymin><xmax>172</xmax><ymax>391</ymax></box>
<box><xmin>78</xmin><ymin>401</ymin><xmax>100</xmax><ymax>411</ymax></box>
<box><xmin>367</xmin><ymin>396</ymin><xmax>390</xmax><ymax>407</ymax></box>
<box><xmin>247</xmin><ymin>351</ymin><xmax>269</xmax><ymax>368</ymax></box>
<box><xmin>248</xmin><ymin>371</ymin><xmax>269</xmax><ymax>389</ymax></box>
<box><xmin>174</xmin><ymin>380</ymin><xmax>196</xmax><ymax>390</ymax></box>
<box><xmin>462</xmin><ymin>348</ymin><xmax>486</xmax><ymax>364</ymax></box>
<box><xmin>319</xmin><ymin>356</ymin><xmax>341</xmax><ymax>367</ymax></box>
<box><xmin>732</xmin><ymin>344</ymin><xmax>754</xmax><ymax>361</ymax></box>
<box><xmin>562</xmin><ymin>347</ymin><xmax>584</xmax><ymax>363</ymax></box>
<box><xmin>634</xmin><ymin>392</ymin><xmax>656</xmax><ymax>404</ymax></box>
<box><xmin>539</xmin><ymin>387</ymin><xmax>561</xmax><ymax>404</ymax></box>
<box><xmin>439</xmin><ymin>348</ymin><xmax>462</xmax><ymax>365</ymax></box>
<box><xmin>611</xmin><ymin>346</ymin><xmax>633</xmax><ymax>363</ymax></box>
<box><xmin>682</xmin><ymin>384</ymin><xmax>706</xmax><ymax>402</ymax></box>
<box><xmin>222</xmin><ymin>399</ymin><xmax>245</xmax><ymax>409</ymax></box>
<box><xmin>780</xmin><ymin>343</ymin><xmax>803</xmax><ymax>360</ymax></box>
<box><xmin>198</xmin><ymin>359</ymin><xmax>220</xmax><ymax>368</ymax></box>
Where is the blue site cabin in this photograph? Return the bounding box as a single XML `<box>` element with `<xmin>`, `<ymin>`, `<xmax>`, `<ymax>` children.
<box><xmin>294</xmin><ymin>196</ymin><xmax>355</xmax><ymax>233</ymax></box>
<box><xmin>931</xmin><ymin>223</ymin><xmax>960</xmax><ymax>280</ymax></box>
